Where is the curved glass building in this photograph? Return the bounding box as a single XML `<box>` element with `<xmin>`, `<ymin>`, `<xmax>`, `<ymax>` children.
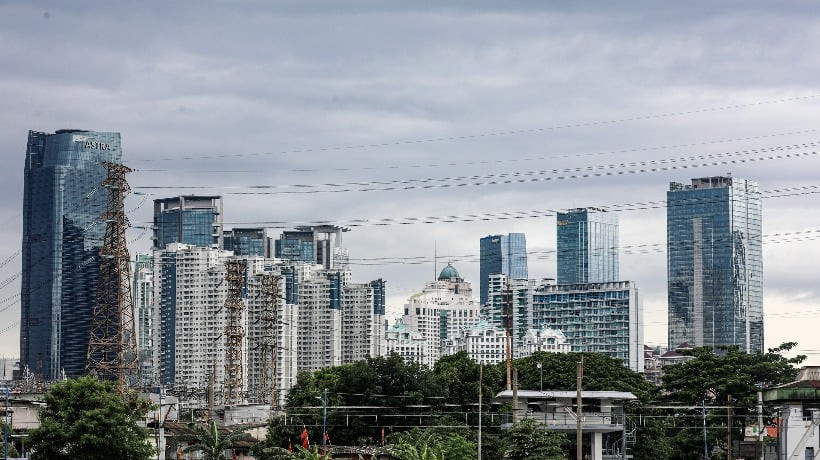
<box><xmin>21</xmin><ymin>129</ymin><xmax>122</xmax><ymax>379</ymax></box>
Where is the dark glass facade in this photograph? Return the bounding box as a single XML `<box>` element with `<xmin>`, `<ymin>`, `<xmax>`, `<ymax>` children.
<box><xmin>274</xmin><ymin>225</ymin><xmax>347</xmax><ymax>269</ymax></box>
<box><xmin>479</xmin><ymin>233</ymin><xmax>528</xmax><ymax>305</ymax></box>
<box><xmin>224</xmin><ymin>227</ymin><xmax>268</xmax><ymax>257</ymax></box>
<box><xmin>667</xmin><ymin>176</ymin><xmax>763</xmax><ymax>353</ymax></box>
<box><xmin>556</xmin><ymin>208</ymin><xmax>619</xmax><ymax>284</ymax></box>
<box><xmin>370</xmin><ymin>279</ymin><xmax>386</xmax><ymax>315</ymax></box>
<box><xmin>21</xmin><ymin>129</ymin><xmax>122</xmax><ymax>379</ymax></box>
<box><xmin>152</xmin><ymin>196</ymin><xmax>223</xmax><ymax>250</ymax></box>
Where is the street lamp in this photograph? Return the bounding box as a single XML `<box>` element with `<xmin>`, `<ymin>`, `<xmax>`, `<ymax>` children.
<box><xmin>315</xmin><ymin>389</ymin><xmax>328</xmax><ymax>448</ymax></box>
<box><xmin>536</xmin><ymin>362</ymin><xmax>543</xmax><ymax>392</ymax></box>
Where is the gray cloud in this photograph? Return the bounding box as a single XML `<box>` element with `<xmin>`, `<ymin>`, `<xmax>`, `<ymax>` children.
<box><xmin>2</xmin><ymin>1</ymin><xmax>820</xmax><ymax>359</ymax></box>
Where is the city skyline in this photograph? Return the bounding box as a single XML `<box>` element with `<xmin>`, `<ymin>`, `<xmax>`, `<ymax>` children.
<box><xmin>2</xmin><ymin>2</ymin><xmax>820</xmax><ymax>365</ymax></box>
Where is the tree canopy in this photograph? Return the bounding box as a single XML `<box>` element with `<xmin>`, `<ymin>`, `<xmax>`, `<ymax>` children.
<box><xmin>179</xmin><ymin>420</ymin><xmax>251</xmax><ymax>460</ymax></box>
<box><xmin>26</xmin><ymin>376</ymin><xmax>155</xmax><ymax>460</ymax></box>
<box><xmin>501</xmin><ymin>419</ymin><xmax>567</xmax><ymax>460</ymax></box>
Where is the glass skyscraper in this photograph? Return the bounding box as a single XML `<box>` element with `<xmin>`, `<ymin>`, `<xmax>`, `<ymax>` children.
<box><xmin>21</xmin><ymin>129</ymin><xmax>122</xmax><ymax>379</ymax></box>
<box><xmin>479</xmin><ymin>233</ymin><xmax>528</xmax><ymax>305</ymax></box>
<box><xmin>667</xmin><ymin>176</ymin><xmax>763</xmax><ymax>353</ymax></box>
<box><xmin>274</xmin><ymin>225</ymin><xmax>348</xmax><ymax>269</ymax></box>
<box><xmin>152</xmin><ymin>195</ymin><xmax>223</xmax><ymax>250</ymax></box>
<box><xmin>556</xmin><ymin>207</ymin><xmax>619</xmax><ymax>284</ymax></box>
<box><xmin>224</xmin><ymin>227</ymin><xmax>269</xmax><ymax>257</ymax></box>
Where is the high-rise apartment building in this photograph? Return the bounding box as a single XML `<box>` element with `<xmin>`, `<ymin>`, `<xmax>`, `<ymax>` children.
<box><xmin>484</xmin><ymin>274</ymin><xmax>549</xmax><ymax>357</ymax></box>
<box><xmin>152</xmin><ymin>241</ymin><xmax>385</xmax><ymax>404</ymax></box>
<box><xmin>556</xmin><ymin>208</ymin><xmax>619</xmax><ymax>284</ymax></box>
<box><xmin>341</xmin><ymin>279</ymin><xmax>386</xmax><ymax>363</ymax></box>
<box><xmin>153</xmin><ymin>244</ymin><xmax>233</xmax><ymax>390</ymax></box>
<box><xmin>153</xmin><ymin>244</ymin><xmax>300</xmax><ymax>406</ymax></box>
<box><xmin>21</xmin><ymin>129</ymin><xmax>122</xmax><ymax>380</ymax></box>
<box><xmin>533</xmin><ymin>281</ymin><xmax>644</xmax><ymax>371</ymax></box>
<box><xmin>132</xmin><ymin>253</ymin><xmax>154</xmax><ymax>386</ymax></box>
<box><xmin>152</xmin><ymin>196</ymin><xmax>223</xmax><ymax>250</ymax></box>
<box><xmin>667</xmin><ymin>176</ymin><xmax>763</xmax><ymax>352</ymax></box>
<box><xmin>479</xmin><ymin>233</ymin><xmax>528</xmax><ymax>305</ymax></box>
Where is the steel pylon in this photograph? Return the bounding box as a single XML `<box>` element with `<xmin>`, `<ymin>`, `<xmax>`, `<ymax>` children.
<box><xmin>85</xmin><ymin>162</ymin><xmax>138</xmax><ymax>391</ymax></box>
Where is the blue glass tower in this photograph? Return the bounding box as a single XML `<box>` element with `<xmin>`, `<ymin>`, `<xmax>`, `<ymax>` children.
<box><xmin>224</xmin><ymin>228</ymin><xmax>269</xmax><ymax>257</ymax></box>
<box><xmin>152</xmin><ymin>196</ymin><xmax>223</xmax><ymax>250</ymax></box>
<box><xmin>479</xmin><ymin>233</ymin><xmax>528</xmax><ymax>305</ymax></box>
<box><xmin>667</xmin><ymin>176</ymin><xmax>763</xmax><ymax>353</ymax></box>
<box><xmin>21</xmin><ymin>129</ymin><xmax>122</xmax><ymax>379</ymax></box>
<box><xmin>556</xmin><ymin>208</ymin><xmax>619</xmax><ymax>284</ymax></box>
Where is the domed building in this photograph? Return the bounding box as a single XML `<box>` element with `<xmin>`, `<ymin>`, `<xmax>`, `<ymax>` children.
<box><xmin>395</xmin><ymin>262</ymin><xmax>480</xmax><ymax>367</ymax></box>
<box><xmin>435</xmin><ymin>262</ymin><xmax>473</xmax><ymax>297</ymax></box>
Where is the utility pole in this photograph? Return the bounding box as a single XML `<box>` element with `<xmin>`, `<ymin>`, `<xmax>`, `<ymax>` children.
<box><xmin>85</xmin><ymin>162</ymin><xmax>139</xmax><ymax>391</ymax></box>
<box><xmin>505</xmin><ymin>279</ymin><xmax>512</xmax><ymax>391</ymax></box>
<box><xmin>512</xmin><ymin>368</ymin><xmax>519</xmax><ymax>424</ymax></box>
<box><xmin>478</xmin><ymin>364</ymin><xmax>482</xmax><ymax>460</ymax></box>
<box><xmin>758</xmin><ymin>390</ymin><xmax>764</xmax><ymax>460</ymax></box>
<box><xmin>702</xmin><ymin>400</ymin><xmax>708</xmax><ymax>459</ymax></box>
<box><xmin>223</xmin><ymin>260</ymin><xmax>247</xmax><ymax>406</ymax></box>
<box><xmin>2</xmin><ymin>386</ymin><xmax>9</xmax><ymax>460</ymax></box>
<box><xmin>321</xmin><ymin>389</ymin><xmax>328</xmax><ymax>448</ymax></box>
<box><xmin>727</xmin><ymin>394</ymin><xmax>733</xmax><ymax>460</ymax></box>
<box><xmin>577</xmin><ymin>355</ymin><xmax>584</xmax><ymax>460</ymax></box>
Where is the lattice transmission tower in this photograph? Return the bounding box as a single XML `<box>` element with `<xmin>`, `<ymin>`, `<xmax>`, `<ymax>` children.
<box><xmin>85</xmin><ymin>162</ymin><xmax>139</xmax><ymax>390</ymax></box>
<box><xmin>258</xmin><ymin>274</ymin><xmax>281</xmax><ymax>410</ymax></box>
<box><xmin>223</xmin><ymin>260</ymin><xmax>247</xmax><ymax>406</ymax></box>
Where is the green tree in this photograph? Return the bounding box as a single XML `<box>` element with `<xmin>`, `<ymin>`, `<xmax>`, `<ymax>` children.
<box><xmin>180</xmin><ymin>420</ymin><xmax>251</xmax><ymax>460</ymax></box>
<box><xmin>661</xmin><ymin>342</ymin><xmax>805</xmax><ymax>458</ymax></box>
<box><xmin>292</xmin><ymin>445</ymin><xmax>329</xmax><ymax>459</ymax></box>
<box><xmin>282</xmin><ymin>354</ymin><xmax>447</xmax><ymax>445</ymax></box>
<box><xmin>26</xmin><ymin>376</ymin><xmax>155</xmax><ymax>460</ymax></box>
<box><xmin>501</xmin><ymin>419</ymin><xmax>567</xmax><ymax>460</ymax></box>
<box><xmin>387</xmin><ymin>428</ymin><xmax>475</xmax><ymax>460</ymax></box>
<box><xmin>250</xmin><ymin>415</ymin><xmax>299</xmax><ymax>459</ymax></box>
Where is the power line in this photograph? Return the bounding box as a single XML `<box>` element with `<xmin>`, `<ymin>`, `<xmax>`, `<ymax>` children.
<box><xmin>129</xmin><ymin>93</ymin><xmax>820</xmax><ymax>163</ymax></box>
<box><xmin>135</xmin><ymin>128</ymin><xmax>817</xmax><ymax>174</ymax></box>
<box><xmin>133</xmin><ymin>140</ymin><xmax>819</xmax><ymax>193</ymax></box>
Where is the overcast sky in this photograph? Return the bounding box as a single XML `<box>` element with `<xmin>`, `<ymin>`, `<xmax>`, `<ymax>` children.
<box><xmin>2</xmin><ymin>1</ymin><xmax>820</xmax><ymax>364</ymax></box>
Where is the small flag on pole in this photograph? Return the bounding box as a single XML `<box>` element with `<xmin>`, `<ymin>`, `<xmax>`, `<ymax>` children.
<box><xmin>301</xmin><ymin>427</ymin><xmax>310</xmax><ymax>449</ymax></box>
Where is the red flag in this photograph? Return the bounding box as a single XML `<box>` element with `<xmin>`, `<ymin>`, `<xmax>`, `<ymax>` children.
<box><xmin>325</xmin><ymin>431</ymin><xmax>331</xmax><ymax>445</ymax></box>
<box><xmin>288</xmin><ymin>440</ymin><xmax>293</xmax><ymax>453</ymax></box>
<box><xmin>301</xmin><ymin>427</ymin><xmax>310</xmax><ymax>449</ymax></box>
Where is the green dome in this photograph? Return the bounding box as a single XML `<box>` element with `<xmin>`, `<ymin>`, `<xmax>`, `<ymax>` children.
<box><xmin>438</xmin><ymin>263</ymin><xmax>460</xmax><ymax>280</ymax></box>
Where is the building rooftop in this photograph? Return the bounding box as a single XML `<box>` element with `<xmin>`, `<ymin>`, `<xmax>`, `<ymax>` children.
<box><xmin>495</xmin><ymin>390</ymin><xmax>637</xmax><ymax>401</ymax></box>
<box><xmin>438</xmin><ymin>263</ymin><xmax>460</xmax><ymax>281</ymax></box>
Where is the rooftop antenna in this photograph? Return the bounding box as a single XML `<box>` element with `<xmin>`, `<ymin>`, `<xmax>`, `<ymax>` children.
<box><xmin>434</xmin><ymin>241</ymin><xmax>437</xmax><ymax>281</ymax></box>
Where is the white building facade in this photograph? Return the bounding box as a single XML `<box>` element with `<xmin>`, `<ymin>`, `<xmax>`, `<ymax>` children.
<box><xmin>385</xmin><ymin>320</ymin><xmax>428</xmax><ymax>364</ymax></box>
<box><xmin>521</xmin><ymin>326</ymin><xmax>571</xmax><ymax>355</ymax></box>
<box><xmin>400</xmin><ymin>264</ymin><xmax>480</xmax><ymax>367</ymax></box>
